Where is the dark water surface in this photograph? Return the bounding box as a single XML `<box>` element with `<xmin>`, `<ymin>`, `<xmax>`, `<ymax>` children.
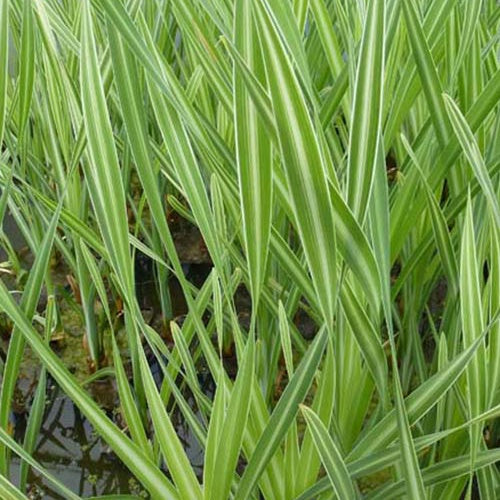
<box><xmin>1</xmin><ymin>214</ymin><xmax>218</xmax><ymax>498</ymax></box>
<box><xmin>8</xmin><ymin>370</ymin><xmax>214</xmax><ymax>499</ymax></box>
<box><xmin>10</xmin><ymin>383</ymin><xmax>139</xmax><ymax>499</ymax></box>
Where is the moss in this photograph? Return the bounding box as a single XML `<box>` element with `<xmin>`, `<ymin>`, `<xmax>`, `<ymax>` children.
<box><xmin>358</xmin><ymin>467</ymin><xmax>393</xmax><ymax>494</ymax></box>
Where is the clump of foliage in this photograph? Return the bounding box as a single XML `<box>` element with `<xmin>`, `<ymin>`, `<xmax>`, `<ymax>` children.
<box><xmin>0</xmin><ymin>0</ymin><xmax>499</xmax><ymax>499</ymax></box>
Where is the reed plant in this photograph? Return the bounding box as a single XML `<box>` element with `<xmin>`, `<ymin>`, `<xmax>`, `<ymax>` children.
<box><xmin>0</xmin><ymin>0</ymin><xmax>499</xmax><ymax>498</ymax></box>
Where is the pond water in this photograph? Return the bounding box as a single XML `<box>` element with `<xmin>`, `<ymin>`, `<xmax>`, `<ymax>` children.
<box><xmin>8</xmin><ymin>370</ymin><xmax>214</xmax><ymax>499</ymax></box>
<box><xmin>10</xmin><ymin>382</ymin><xmax>139</xmax><ymax>499</ymax></box>
<box><xmin>1</xmin><ymin>214</ymin><xmax>216</xmax><ymax>498</ymax></box>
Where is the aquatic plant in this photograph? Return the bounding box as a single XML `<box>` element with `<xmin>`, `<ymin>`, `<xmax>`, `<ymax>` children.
<box><xmin>0</xmin><ymin>0</ymin><xmax>499</xmax><ymax>498</ymax></box>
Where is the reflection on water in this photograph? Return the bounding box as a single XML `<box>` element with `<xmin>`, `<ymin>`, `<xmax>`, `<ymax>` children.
<box><xmin>9</xmin><ymin>367</ymin><xmax>215</xmax><ymax>499</ymax></box>
<box><xmin>2</xmin><ymin>219</ymin><xmax>216</xmax><ymax>498</ymax></box>
<box><xmin>10</xmin><ymin>382</ymin><xmax>143</xmax><ymax>499</ymax></box>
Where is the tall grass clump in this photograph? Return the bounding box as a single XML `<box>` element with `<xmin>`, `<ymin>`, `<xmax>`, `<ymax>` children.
<box><xmin>0</xmin><ymin>0</ymin><xmax>499</xmax><ymax>498</ymax></box>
